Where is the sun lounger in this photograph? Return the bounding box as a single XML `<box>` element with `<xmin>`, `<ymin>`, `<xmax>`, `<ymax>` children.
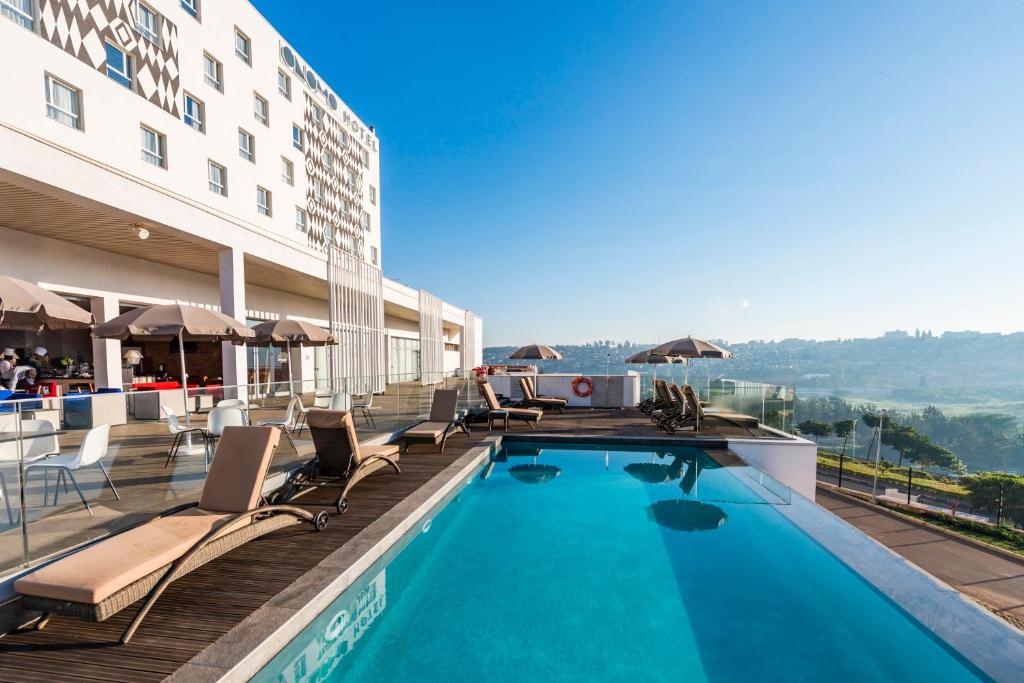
<box><xmin>401</xmin><ymin>389</ymin><xmax>469</xmax><ymax>453</ymax></box>
<box><xmin>283</xmin><ymin>409</ymin><xmax>400</xmax><ymax>513</ymax></box>
<box><xmin>518</xmin><ymin>377</ymin><xmax>567</xmax><ymax>413</ymax></box>
<box><xmin>14</xmin><ymin>426</ymin><xmax>328</xmax><ymax>644</ymax></box>
<box><xmin>524</xmin><ymin>376</ymin><xmax>568</xmax><ymax>404</ymax></box>
<box><xmin>670</xmin><ymin>384</ymin><xmax>759</xmax><ymax>434</ymax></box>
<box><xmin>481</xmin><ymin>382</ymin><xmax>542</xmax><ymax>430</ymax></box>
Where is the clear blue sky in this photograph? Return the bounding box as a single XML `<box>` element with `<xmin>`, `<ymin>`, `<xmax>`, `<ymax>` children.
<box><xmin>252</xmin><ymin>1</ymin><xmax>1024</xmax><ymax>346</ymax></box>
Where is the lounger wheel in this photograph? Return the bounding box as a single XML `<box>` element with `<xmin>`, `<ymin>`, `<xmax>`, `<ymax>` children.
<box><xmin>336</xmin><ymin>497</ymin><xmax>349</xmax><ymax>514</ymax></box>
<box><xmin>313</xmin><ymin>511</ymin><xmax>329</xmax><ymax>531</ymax></box>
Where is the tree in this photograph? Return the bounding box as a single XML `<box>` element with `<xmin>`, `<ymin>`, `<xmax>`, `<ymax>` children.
<box><xmin>833</xmin><ymin>419</ymin><xmax>855</xmax><ymax>457</ymax></box>
<box><xmin>961</xmin><ymin>472</ymin><xmax>1024</xmax><ymax>526</ymax></box>
<box><xmin>797</xmin><ymin>420</ymin><xmax>833</xmax><ymax>442</ymax></box>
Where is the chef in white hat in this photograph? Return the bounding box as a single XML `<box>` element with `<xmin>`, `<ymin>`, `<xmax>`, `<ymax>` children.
<box><xmin>0</xmin><ymin>348</ymin><xmax>16</xmax><ymax>375</ymax></box>
<box><xmin>28</xmin><ymin>347</ymin><xmax>47</xmax><ymax>374</ymax></box>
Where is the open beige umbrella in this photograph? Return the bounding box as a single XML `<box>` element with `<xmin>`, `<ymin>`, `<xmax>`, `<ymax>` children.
<box><xmin>0</xmin><ymin>275</ymin><xmax>93</xmax><ymax>332</ymax></box>
<box><xmin>625</xmin><ymin>349</ymin><xmax>682</xmax><ymax>392</ymax></box>
<box><xmin>649</xmin><ymin>336</ymin><xmax>733</xmax><ymax>384</ymax></box>
<box><xmin>508</xmin><ymin>344</ymin><xmax>562</xmax><ymax>360</ymax></box>
<box><xmin>251</xmin><ymin>320</ymin><xmax>334</xmax><ymax>395</ymax></box>
<box><xmin>93</xmin><ymin>304</ymin><xmax>254</xmax><ymax>434</ymax></box>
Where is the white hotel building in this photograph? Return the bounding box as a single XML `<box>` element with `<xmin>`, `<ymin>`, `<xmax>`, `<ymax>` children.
<box><xmin>0</xmin><ymin>0</ymin><xmax>482</xmax><ymax>391</ymax></box>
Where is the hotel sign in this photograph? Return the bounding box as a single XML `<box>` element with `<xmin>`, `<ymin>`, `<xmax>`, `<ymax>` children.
<box><xmin>280</xmin><ymin>44</ymin><xmax>378</xmax><ymax>152</ymax></box>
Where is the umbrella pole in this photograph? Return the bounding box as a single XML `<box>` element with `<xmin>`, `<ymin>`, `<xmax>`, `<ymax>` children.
<box><xmin>178</xmin><ymin>331</ymin><xmax>191</xmax><ymax>429</ymax></box>
<box><xmin>684</xmin><ymin>359</ymin><xmax>689</xmax><ymax>386</ymax></box>
<box><xmin>287</xmin><ymin>340</ymin><xmax>294</xmax><ymax>396</ymax></box>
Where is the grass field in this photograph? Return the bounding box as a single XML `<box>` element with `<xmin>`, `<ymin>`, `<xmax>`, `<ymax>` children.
<box><xmin>817</xmin><ymin>450</ymin><xmax>968</xmax><ymax>497</ymax></box>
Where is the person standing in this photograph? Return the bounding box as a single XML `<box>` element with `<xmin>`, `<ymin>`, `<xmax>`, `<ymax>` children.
<box><xmin>27</xmin><ymin>347</ymin><xmax>47</xmax><ymax>374</ymax></box>
<box><xmin>0</xmin><ymin>348</ymin><xmax>16</xmax><ymax>376</ymax></box>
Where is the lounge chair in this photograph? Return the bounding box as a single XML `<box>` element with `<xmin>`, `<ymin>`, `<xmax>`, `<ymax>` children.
<box><xmin>283</xmin><ymin>410</ymin><xmax>400</xmax><ymax>513</ymax></box>
<box><xmin>401</xmin><ymin>389</ymin><xmax>468</xmax><ymax>452</ymax></box>
<box><xmin>524</xmin><ymin>376</ymin><xmax>568</xmax><ymax>404</ymax></box>
<box><xmin>668</xmin><ymin>384</ymin><xmax>759</xmax><ymax>435</ymax></box>
<box><xmin>639</xmin><ymin>379</ymin><xmax>673</xmax><ymax>415</ymax></box>
<box><xmin>14</xmin><ymin>426</ymin><xmax>328</xmax><ymax>644</ymax></box>
<box><xmin>480</xmin><ymin>382</ymin><xmax>542</xmax><ymax>430</ymax></box>
<box><xmin>650</xmin><ymin>381</ymin><xmax>684</xmax><ymax>425</ymax></box>
<box><xmin>518</xmin><ymin>377</ymin><xmax>567</xmax><ymax>413</ymax></box>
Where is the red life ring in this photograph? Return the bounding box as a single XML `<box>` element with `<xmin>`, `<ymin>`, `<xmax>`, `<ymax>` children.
<box><xmin>571</xmin><ymin>376</ymin><xmax>593</xmax><ymax>398</ymax></box>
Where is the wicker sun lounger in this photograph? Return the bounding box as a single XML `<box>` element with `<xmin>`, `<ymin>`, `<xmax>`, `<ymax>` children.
<box><xmin>518</xmin><ymin>377</ymin><xmax>567</xmax><ymax>413</ymax></box>
<box><xmin>14</xmin><ymin>426</ymin><xmax>328</xmax><ymax>644</ymax></box>
<box><xmin>481</xmin><ymin>381</ymin><xmax>542</xmax><ymax>429</ymax></box>
<box><xmin>402</xmin><ymin>389</ymin><xmax>469</xmax><ymax>453</ymax></box>
<box><xmin>281</xmin><ymin>409</ymin><xmax>401</xmax><ymax>513</ymax></box>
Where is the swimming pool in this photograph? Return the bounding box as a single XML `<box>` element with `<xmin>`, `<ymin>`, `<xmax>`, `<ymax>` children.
<box><xmin>254</xmin><ymin>442</ymin><xmax>990</xmax><ymax>682</ymax></box>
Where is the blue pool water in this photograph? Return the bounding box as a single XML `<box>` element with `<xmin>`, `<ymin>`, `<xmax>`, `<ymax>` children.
<box><xmin>255</xmin><ymin>444</ymin><xmax>988</xmax><ymax>682</ymax></box>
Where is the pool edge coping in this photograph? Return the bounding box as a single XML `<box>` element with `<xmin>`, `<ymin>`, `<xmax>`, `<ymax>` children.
<box><xmin>167</xmin><ymin>437</ymin><xmax>501</xmax><ymax>683</ymax></box>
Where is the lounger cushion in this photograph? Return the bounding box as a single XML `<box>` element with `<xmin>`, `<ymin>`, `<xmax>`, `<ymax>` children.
<box><xmin>404</xmin><ymin>421</ymin><xmax>449</xmax><ymax>439</ymax></box>
<box><xmin>363</xmin><ymin>444</ymin><xmax>400</xmax><ymax>458</ymax></box>
<box><xmin>15</xmin><ymin>509</ymin><xmax>234</xmax><ymax>604</ymax></box>
<box><xmin>199</xmin><ymin>426</ymin><xmax>280</xmax><ymax>513</ymax></box>
<box><xmin>531</xmin><ymin>397</ymin><xmax>567</xmax><ymax>406</ymax></box>
<box><xmin>505</xmin><ymin>407</ymin><xmax>542</xmax><ymax>419</ymax></box>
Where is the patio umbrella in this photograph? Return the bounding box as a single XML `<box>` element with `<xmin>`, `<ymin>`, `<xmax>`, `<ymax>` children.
<box><xmin>251</xmin><ymin>320</ymin><xmax>335</xmax><ymax>396</ymax></box>
<box><xmin>0</xmin><ymin>275</ymin><xmax>93</xmax><ymax>332</ymax></box>
<box><xmin>508</xmin><ymin>344</ymin><xmax>562</xmax><ymax>360</ymax></box>
<box><xmin>93</xmin><ymin>303</ymin><xmax>254</xmax><ymax>434</ymax></box>
<box><xmin>649</xmin><ymin>336</ymin><xmax>733</xmax><ymax>385</ymax></box>
<box><xmin>625</xmin><ymin>348</ymin><xmax>682</xmax><ymax>388</ymax></box>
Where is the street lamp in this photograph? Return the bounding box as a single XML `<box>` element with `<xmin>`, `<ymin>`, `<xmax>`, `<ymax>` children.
<box><xmin>871</xmin><ymin>410</ymin><xmax>886</xmax><ymax>501</ymax></box>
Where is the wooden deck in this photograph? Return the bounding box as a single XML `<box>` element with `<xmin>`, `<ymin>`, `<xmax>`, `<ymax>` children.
<box><xmin>0</xmin><ymin>407</ymin><xmax>732</xmax><ymax>681</ymax></box>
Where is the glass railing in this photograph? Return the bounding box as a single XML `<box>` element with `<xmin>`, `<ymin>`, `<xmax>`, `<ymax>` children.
<box><xmin>701</xmin><ymin>378</ymin><xmax>795</xmax><ymax>432</ymax></box>
<box><xmin>0</xmin><ymin>371</ymin><xmax>482</xmax><ymax>575</ymax></box>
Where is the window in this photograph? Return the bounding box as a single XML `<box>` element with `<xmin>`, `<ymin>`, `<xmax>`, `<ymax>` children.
<box><xmin>340</xmin><ymin>199</ymin><xmax>350</xmax><ymax>216</ymax></box>
<box><xmin>369</xmin><ymin>184</ymin><xmax>377</xmax><ymax>206</ymax></box>
<box><xmin>358</xmin><ymin>147</ymin><xmax>370</xmax><ymax>167</ymax></box>
<box><xmin>345</xmin><ymin>169</ymin><xmax>358</xmax><ymax>189</ymax></box>
<box><xmin>238</xmin><ymin>128</ymin><xmax>254</xmax><ymax>162</ymax></box>
<box><xmin>338</xmin><ymin>128</ymin><xmax>348</xmax><ymax>147</ymax></box>
<box><xmin>281</xmin><ymin>157</ymin><xmax>294</xmax><ymax>185</ymax></box>
<box><xmin>140</xmin><ymin>124</ymin><xmax>166</xmax><ymax>167</ymax></box>
<box><xmin>2</xmin><ymin>0</ymin><xmax>34</xmax><ymax>30</ymax></box>
<box><xmin>311</xmin><ymin>179</ymin><xmax>324</xmax><ymax>204</ymax></box>
<box><xmin>203</xmin><ymin>53</ymin><xmax>222</xmax><ymax>91</ymax></box>
<box><xmin>44</xmin><ymin>75</ymin><xmax>81</xmax><ymax>130</ymax></box>
<box><xmin>234</xmin><ymin>28</ymin><xmax>250</xmax><ymax>65</ymax></box>
<box><xmin>370</xmin><ymin>245</ymin><xmax>378</xmax><ymax>265</ymax></box>
<box><xmin>278</xmin><ymin>69</ymin><xmax>291</xmax><ymax>99</ymax></box>
<box><xmin>311</xmin><ymin>104</ymin><xmax>323</xmax><ymax>127</ymax></box>
<box><xmin>292</xmin><ymin>124</ymin><xmax>304</xmax><ymax>151</ymax></box>
<box><xmin>136</xmin><ymin>2</ymin><xmax>160</xmax><ymax>43</ymax></box>
<box><xmin>323</xmin><ymin>151</ymin><xmax>334</xmax><ymax>174</ymax></box>
<box><xmin>256</xmin><ymin>186</ymin><xmax>272</xmax><ymax>216</ymax></box>
<box><xmin>180</xmin><ymin>0</ymin><xmax>198</xmax><ymax>20</ymax></box>
<box><xmin>362</xmin><ymin>210</ymin><xmax>372</xmax><ymax>231</ymax></box>
<box><xmin>295</xmin><ymin>207</ymin><xmax>307</xmax><ymax>233</ymax></box>
<box><xmin>104</xmin><ymin>43</ymin><xmax>132</xmax><ymax>88</ymax></box>
<box><xmin>208</xmin><ymin>160</ymin><xmax>226</xmax><ymax>196</ymax></box>
<box><xmin>253</xmin><ymin>92</ymin><xmax>269</xmax><ymax>126</ymax></box>
<box><xmin>183</xmin><ymin>92</ymin><xmax>204</xmax><ymax>132</ymax></box>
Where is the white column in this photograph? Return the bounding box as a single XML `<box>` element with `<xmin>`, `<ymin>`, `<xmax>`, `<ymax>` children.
<box><xmin>293</xmin><ymin>344</ymin><xmax>314</xmax><ymax>394</ymax></box>
<box><xmin>218</xmin><ymin>247</ymin><xmax>247</xmax><ymax>394</ymax></box>
<box><xmin>90</xmin><ymin>295</ymin><xmax>122</xmax><ymax>389</ymax></box>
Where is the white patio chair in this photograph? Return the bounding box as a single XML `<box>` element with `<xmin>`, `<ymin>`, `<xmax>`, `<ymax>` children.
<box><xmin>0</xmin><ymin>419</ymin><xmax>60</xmax><ymax>525</ymax></box>
<box><xmin>328</xmin><ymin>393</ymin><xmax>349</xmax><ymax>412</ymax></box>
<box><xmin>351</xmin><ymin>392</ymin><xmax>376</xmax><ymax>428</ymax></box>
<box><xmin>293</xmin><ymin>394</ymin><xmax>311</xmax><ymax>435</ymax></box>
<box><xmin>257</xmin><ymin>396</ymin><xmax>299</xmax><ymax>452</ymax></box>
<box><xmin>216</xmin><ymin>398</ymin><xmax>250</xmax><ymax>423</ymax></box>
<box><xmin>204</xmin><ymin>406</ymin><xmax>248</xmax><ymax>469</ymax></box>
<box><xmin>162</xmin><ymin>406</ymin><xmax>207</xmax><ymax>469</ymax></box>
<box><xmin>24</xmin><ymin>423</ymin><xmax>118</xmax><ymax>517</ymax></box>
<box><xmin>313</xmin><ymin>390</ymin><xmax>332</xmax><ymax>408</ymax></box>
